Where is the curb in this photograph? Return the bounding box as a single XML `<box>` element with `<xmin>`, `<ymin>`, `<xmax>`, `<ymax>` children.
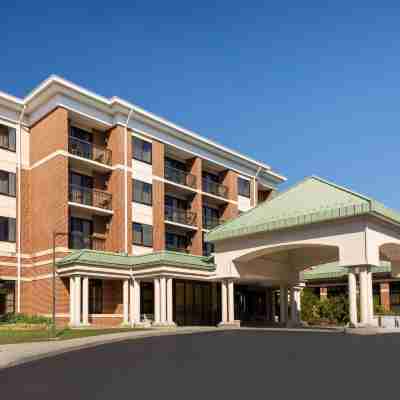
<box><xmin>0</xmin><ymin>327</ymin><xmax>222</xmax><ymax>370</ymax></box>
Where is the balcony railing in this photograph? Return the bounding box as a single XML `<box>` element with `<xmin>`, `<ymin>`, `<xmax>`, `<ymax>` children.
<box><xmin>165</xmin><ymin>206</ymin><xmax>196</xmax><ymax>226</ymax></box>
<box><xmin>69</xmin><ymin>184</ymin><xmax>112</xmax><ymax>210</ymax></box>
<box><xmin>69</xmin><ymin>136</ymin><xmax>112</xmax><ymax>166</ymax></box>
<box><xmin>202</xmin><ymin>179</ymin><xmax>229</xmax><ymax>199</ymax></box>
<box><xmin>69</xmin><ymin>232</ymin><xmax>105</xmax><ymax>251</ymax></box>
<box><xmin>203</xmin><ymin>216</ymin><xmax>224</xmax><ymax>230</ymax></box>
<box><xmin>166</xmin><ymin>244</ymin><xmax>189</xmax><ymax>253</ymax></box>
<box><xmin>165</xmin><ymin>166</ymin><xmax>196</xmax><ymax>188</ymax></box>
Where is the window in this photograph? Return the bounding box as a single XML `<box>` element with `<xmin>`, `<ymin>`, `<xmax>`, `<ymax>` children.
<box><xmin>202</xmin><ymin>233</ymin><xmax>215</xmax><ymax>257</ymax></box>
<box><xmin>166</xmin><ymin>232</ymin><xmax>188</xmax><ymax>252</ymax></box>
<box><xmin>132</xmin><ymin>137</ymin><xmax>152</xmax><ymax>164</ymax></box>
<box><xmin>238</xmin><ymin>177</ymin><xmax>251</xmax><ymax>198</ymax></box>
<box><xmin>70</xmin><ymin>126</ymin><xmax>93</xmax><ymax>143</ymax></box>
<box><xmin>165</xmin><ymin>157</ymin><xmax>187</xmax><ymax>172</ymax></box>
<box><xmin>0</xmin><ymin>124</ymin><xmax>16</xmax><ymax>152</ymax></box>
<box><xmin>89</xmin><ymin>279</ymin><xmax>103</xmax><ymax>314</ymax></box>
<box><xmin>0</xmin><ymin>217</ymin><xmax>16</xmax><ymax>242</ymax></box>
<box><xmin>132</xmin><ymin>180</ymin><xmax>152</xmax><ymax>205</ymax></box>
<box><xmin>69</xmin><ymin>217</ymin><xmax>93</xmax><ymax>249</ymax></box>
<box><xmin>133</xmin><ymin>223</ymin><xmax>153</xmax><ymax>247</ymax></box>
<box><xmin>0</xmin><ymin>171</ymin><xmax>16</xmax><ymax>197</ymax></box>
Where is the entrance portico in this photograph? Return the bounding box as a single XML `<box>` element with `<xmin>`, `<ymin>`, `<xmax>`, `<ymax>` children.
<box><xmin>207</xmin><ymin>176</ymin><xmax>400</xmax><ymax>328</ymax></box>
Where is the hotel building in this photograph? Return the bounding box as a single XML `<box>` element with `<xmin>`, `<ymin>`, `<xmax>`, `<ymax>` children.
<box><xmin>1</xmin><ymin>76</ymin><xmax>400</xmax><ymax>328</ymax></box>
<box><xmin>0</xmin><ymin>76</ymin><xmax>284</xmax><ymax>326</ymax></box>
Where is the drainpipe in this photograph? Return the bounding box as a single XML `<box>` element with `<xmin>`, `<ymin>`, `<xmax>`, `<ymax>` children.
<box><xmin>17</xmin><ymin>105</ymin><xmax>26</xmax><ymax>313</ymax></box>
<box><xmin>253</xmin><ymin>166</ymin><xmax>262</xmax><ymax>206</ymax></box>
<box><xmin>124</xmin><ymin>108</ymin><xmax>134</xmax><ymax>254</ymax></box>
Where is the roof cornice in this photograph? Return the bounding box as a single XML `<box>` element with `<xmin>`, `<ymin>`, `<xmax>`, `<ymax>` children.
<box><xmin>0</xmin><ymin>75</ymin><xmax>286</xmax><ymax>183</ymax></box>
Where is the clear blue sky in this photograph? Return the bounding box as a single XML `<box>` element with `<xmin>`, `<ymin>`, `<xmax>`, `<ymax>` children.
<box><xmin>1</xmin><ymin>2</ymin><xmax>400</xmax><ymax>207</ymax></box>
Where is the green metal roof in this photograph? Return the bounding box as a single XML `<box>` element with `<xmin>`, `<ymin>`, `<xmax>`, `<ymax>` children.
<box><xmin>57</xmin><ymin>249</ymin><xmax>216</xmax><ymax>271</ymax></box>
<box><xmin>207</xmin><ymin>176</ymin><xmax>400</xmax><ymax>243</ymax></box>
<box><xmin>302</xmin><ymin>261</ymin><xmax>392</xmax><ymax>281</ymax></box>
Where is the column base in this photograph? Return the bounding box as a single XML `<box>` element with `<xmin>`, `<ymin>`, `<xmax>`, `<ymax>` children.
<box><xmin>69</xmin><ymin>323</ymin><xmax>91</xmax><ymax>329</ymax></box>
<box><xmin>218</xmin><ymin>320</ymin><xmax>241</xmax><ymax>328</ymax></box>
<box><xmin>286</xmin><ymin>320</ymin><xmax>305</xmax><ymax>328</ymax></box>
<box><xmin>151</xmin><ymin>322</ymin><xmax>177</xmax><ymax>329</ymax></box>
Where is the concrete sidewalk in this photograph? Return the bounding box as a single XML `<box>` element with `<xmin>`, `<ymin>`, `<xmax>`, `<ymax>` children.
<box><xmin>0</xmin><ymin>327</ymin><xmax>221</xmax><ymax>370</ymax></box>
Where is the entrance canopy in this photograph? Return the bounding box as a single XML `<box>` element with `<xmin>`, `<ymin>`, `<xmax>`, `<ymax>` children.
<box><xmin>206</xmin><ymin>176</ymin><xmax>400</xmax><ymax>283</ymax></box>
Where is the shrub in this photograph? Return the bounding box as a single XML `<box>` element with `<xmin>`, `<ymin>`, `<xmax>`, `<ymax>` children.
<box><xmin>301</xmin><ymin>289</ymin><xmax>349</xmax><ymax>325</ymax></box>
<box><xmin>0</xmin><ymin>313</ymin><xmax>51</xmax><ymax>325</ymax></box>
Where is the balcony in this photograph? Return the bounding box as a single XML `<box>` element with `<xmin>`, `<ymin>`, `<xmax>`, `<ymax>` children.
<box><xmin>69</xmin><ymin>184</ymin><xmax>112</xmax><ymax>211</ymax></box>
<box><xmin>202</xmin><ymin>179</ymin><xmax>228</xmax><ymax>199</ymax></box>
<box><xmin>165</xmin><ymin>166</ymin><xmax>196</xmax><ymax>189</ymax></box>
<box><xmin>69</xmin><ymin>136</ymin><xmax>112</xmax><ymax>166</ymax></box>
<box><xmin>165</xmin><ymin>206</ymin><xmax>196</xmax><ymax>227</ymax></box>
<box><xmin>69</xmin><ymin>232</ymin><xmax>105</xmax><ymax>251</ymax></box>
<box><xmin>203</xmin><ymin>216</ymin><xmax>225</xmax><ymax>230</ymax></box>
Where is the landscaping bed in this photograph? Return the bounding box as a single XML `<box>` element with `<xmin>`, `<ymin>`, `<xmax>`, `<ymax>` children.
<box><xmin>0</xmin><ymin>313</ymin><xmax>147</xmax><ymax>345</ymax></box>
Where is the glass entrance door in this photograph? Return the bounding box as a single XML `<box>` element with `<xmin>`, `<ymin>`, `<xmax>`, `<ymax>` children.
<box><xmin>173</xmin><ymin>280</ymin><xmax>220</xmax><ymax>326</ymax></box>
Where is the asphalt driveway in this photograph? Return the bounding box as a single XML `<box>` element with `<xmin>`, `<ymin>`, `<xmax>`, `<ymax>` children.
<box><xmin>0</xmin><ymin>330</ymin><xmax>398</xmax><ymax>399</ymax></box>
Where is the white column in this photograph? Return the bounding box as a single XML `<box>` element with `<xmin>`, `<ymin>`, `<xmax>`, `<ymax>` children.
<box><xmin>135</xmin><ymin>279</ymin><xmax>141</xmax><ymax>324</ymax></box>
<box><xmin>221</xmin><ymin>280</ymin><xmax>228</xmax><ymax>324</ymax></box>
<box><xmin>359</xmin><ymin>267</ymin><xmax>369</xmax><ymax>325</ymax></box>
<box><xmin>69</xmin><ymin>276</ymin><xmax>75</xmax><ymax>326</ymax></box>
<box><xmin>271</xmin><ymin>290</ymin><xmax>276</xmax><ymax>323</ymax></box>
<box><xmin>228</xmin><ymin>280</ymin><xmax>235</xmax><ymax>322</ymax></box>
<box><xmin>74</xmin><ymin>276</ymin><xmax>81</xmax><ymax>326</ymax></box>
<box><xmin>367</xmin><ymin>269</ymin><xmax>374</xmax><ymax>323</ymax></box>
<box><xmin>123</xmin><ymin>279</ymin><xmax>129</xmax><ymax>325</ymax></box>
<box><xmin>167</xmin><ymin>277</ymin><xmax>174</xmax><ymax>325</ymax></box>
<box><xmin>160</xmin><ymin>276</ymin><xmax>167</xmax><ymax>324</ymax></box>
<box><xmin>291</xmin><ymin>286</ymin><xmax>301</xmax><ymax>323</ymax></box>
<box><xmin>129</xmin><ymin>279</ymin><xmax>135</xmax><ymax>326</ymax></box>
<box><xmin>280</xmin><ymin>285</ymin><xmax>288</xmax><ymax>324</ymax></box>
<box><xmin>348</xmin><ymin>270</ymin><xmax>358</xmax><ymax>327</ymax></box>
<box><xmin>290</xmin><ymin>286</ymin><xmax>296</xmax><ymax>323</ymax></box>
<box><xmin>154</xmin><ymin>278</ymin><xmax>160</xmax><ymax>324</ymax></box>
<box><xmin>82</xmin><ymin>276</ymin><xmax>89</xmax><ymax>325</ymax></box>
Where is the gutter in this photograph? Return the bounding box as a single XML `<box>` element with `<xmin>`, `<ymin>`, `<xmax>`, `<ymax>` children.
<box><xmin>124</xmin><ymin>108</ymin><xmax>134</xmax><ymax>254</ymax></box>
<box><xmin>253</xmin><ymin>166</ymin><xmax>262</xmax><ymax>205</ymax></box>
<box><xmin>17</xmin><ymin>105</ymin><xmax>26</xmax><ymax>313</ymax></box>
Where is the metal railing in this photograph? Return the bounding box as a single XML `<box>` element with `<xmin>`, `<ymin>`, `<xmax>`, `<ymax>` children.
<box><xmin>165</xmin><ymin>165</ymin><xmax>196</xmax><ymax>188</ymax></box>
<box><xmin>165</xmin><ymin>244</ymin><xmax>189</xmax><ymax>253</ymax></box>
<box><xmin>202</xmin><ymin>178</ymin><xmax>229</xmax><ymax>199</ymax></box>
<box><xmin>165</xmin><ymin>206</ymin><xmax>196</xmax><ymax>226</ymax></box>
<box><xmin>203</xmin><ymin>216</ymin><xmax>224</xmax><ymax>230</ymax></box>
<box><xmin>69</xmin><ymin>232</ymin><xmax>105</xmax><ymax>251</ymax></box>
<box><xmin>69</xmin><ymin>184</ymin><xmax>112</xmax><ymax>210</ymax></box>
<box><xmin>69</xmin><ymin>136</ymin><xmax>112</xmax><ymax>166</ymax></box>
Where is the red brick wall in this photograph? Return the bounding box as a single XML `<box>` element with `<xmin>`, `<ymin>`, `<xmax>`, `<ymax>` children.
<box><xmin>30</xmin><ymin>107</ymin><xmax>68</xmax><ymax>164</ymax></box>
<box><xmin>30</xmin><ymin>156</ymin><xmax>69</xmax><ymax>252</ymax></box>
<box><xmin>187</xmin><ymin>157</ymin><xmax>203</xmax><ymax>255</ymax></box>
<box><xmin>105</xmin><ymin>125</ymin><xmax>132</xmax><ymax>253</ymax></box>
<box><xmin>152</xmin><ymin>140</ymin><xmax>165</xmax><ymax>251</ymax></box>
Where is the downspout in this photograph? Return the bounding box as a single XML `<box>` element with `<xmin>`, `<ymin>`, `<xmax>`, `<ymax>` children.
<box><xmin>17</xmin><ymin>104</ymin><xmax>26</xmax><ymax>313</ymax></box>
<box><xmin>253</xmin><ymin>166</ymin><xmax>262</xmax><ymax>206</ymax></box>
<box><xmin>124</xmin><ymin>108</ymin><xmax>134</xmax><ymax>254</ymax></box>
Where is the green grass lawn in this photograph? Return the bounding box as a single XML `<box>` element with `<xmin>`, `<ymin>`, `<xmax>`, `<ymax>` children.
<box><xmin>0</xmin><ymin>327</ymin><xmax>147</xmax><ymax>345</ymax></box>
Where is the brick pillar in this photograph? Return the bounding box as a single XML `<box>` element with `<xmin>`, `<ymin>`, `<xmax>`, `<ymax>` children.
<box><xmin>187</xmin><ymin>157</ymin><xmax>203</xmax><ymax>255</ymax></box>
<box><xmin>30</xmin><ymin>107</ymin><xmax>69</xmax><ymax>252</ymax></box>
<box><xmin>152</xmin><ymin>141</ymin><xmax>165</xmax><ymax>251</ymax></box>
<box><xmin>380</xmin><ymin>282</ymin><xmax>390</xmax><ymax>312</ymax></box>
<box><xmin>105</xmin><ymin>125</ymin><xmax>132</xmax><ymax>253</ymax></box>
<box><xmin>320</xmin><ymin>287</ymin><xmax>328</xmax><ymax>300</ymax></box>
<box><xmin>219</xmin><ymin>170</ymin><xmax>238</xmax><ymax>221</ymax></box>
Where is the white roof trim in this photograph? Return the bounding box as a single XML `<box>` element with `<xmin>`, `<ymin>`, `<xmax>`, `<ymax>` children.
<box><xmin>0</xmin><ymin>75</ymin><xmax>287</xmax><ymax>183</ymax></box>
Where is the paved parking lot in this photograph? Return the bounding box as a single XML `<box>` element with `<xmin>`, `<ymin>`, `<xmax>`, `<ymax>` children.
<box><xmin>0</xmin><ymin>330</ymin><xmax>398</xmax><ymax>399</ymax></box>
